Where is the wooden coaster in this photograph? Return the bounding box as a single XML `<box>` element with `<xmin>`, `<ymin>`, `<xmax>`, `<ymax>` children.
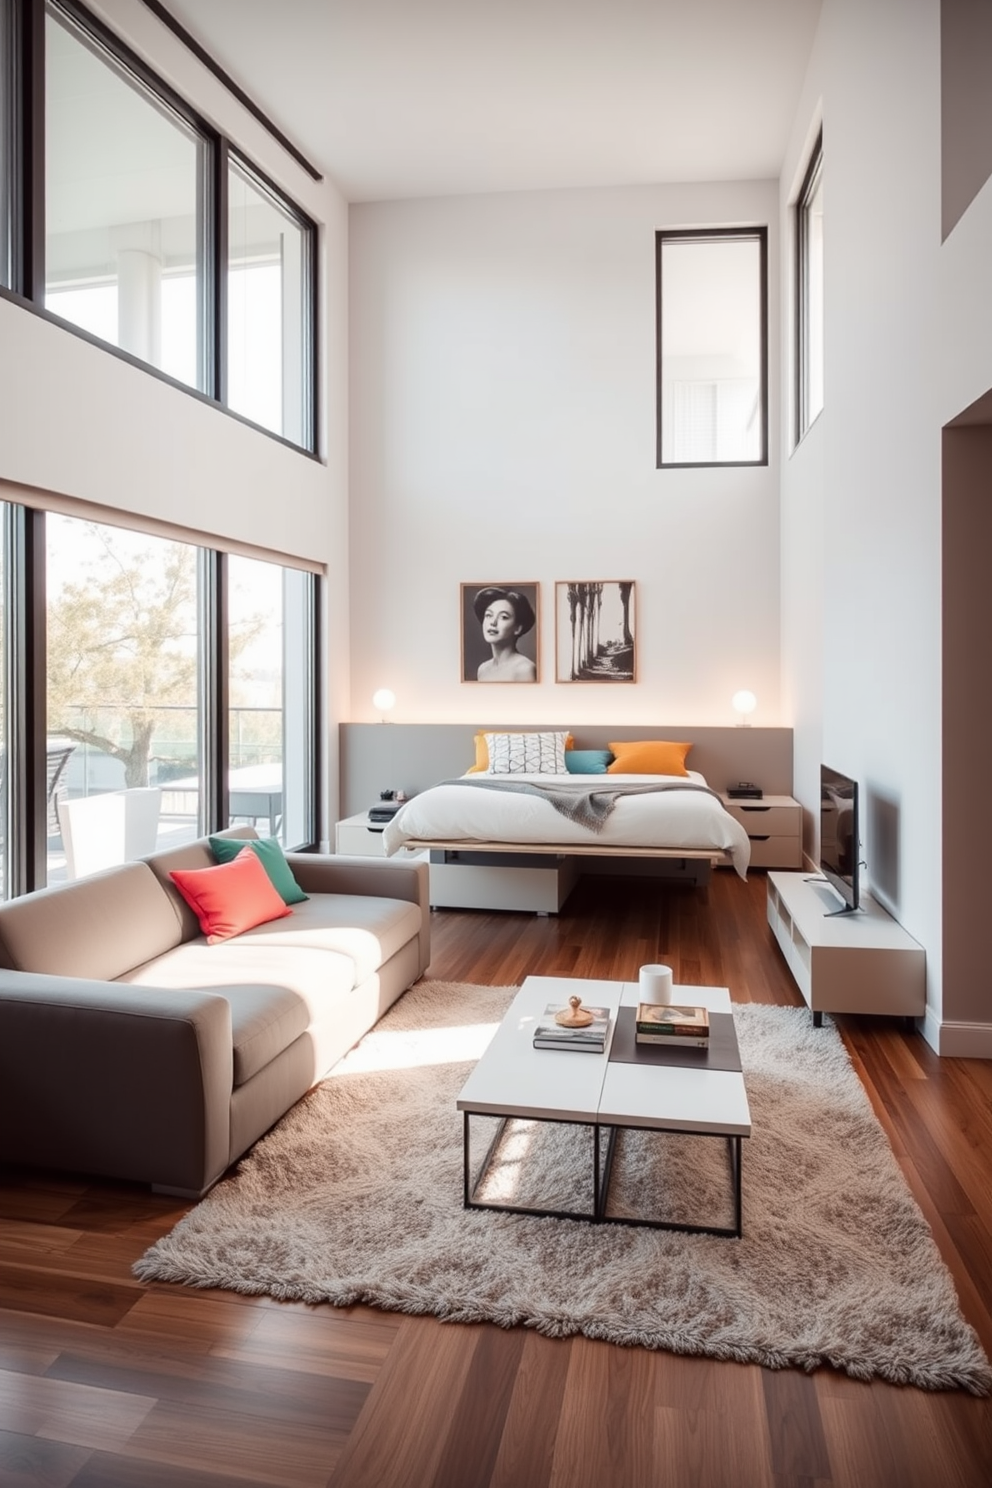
<box><xmin>555</xmin><ymin>994</ymin><xmax>594</xmax><ymax>1028</ymax></box>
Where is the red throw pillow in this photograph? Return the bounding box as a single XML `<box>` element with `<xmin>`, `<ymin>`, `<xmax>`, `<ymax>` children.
<box><xmin>170</xmin><ymin>846</ymin><xmax>293</xmax><ymax>943</ymax></box>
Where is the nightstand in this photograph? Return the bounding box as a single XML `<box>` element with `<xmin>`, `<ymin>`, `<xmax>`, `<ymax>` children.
<box><xmin>720</xmin><ymin>794</ymin><xmax>803</xmax><ymax>869</ymax></box>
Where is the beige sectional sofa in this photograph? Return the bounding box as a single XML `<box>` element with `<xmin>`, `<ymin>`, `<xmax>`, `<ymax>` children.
<box><xmin>0</xmin><ymin>828</ymin><xmax>430</xmax><ymax>1198</ymax></box>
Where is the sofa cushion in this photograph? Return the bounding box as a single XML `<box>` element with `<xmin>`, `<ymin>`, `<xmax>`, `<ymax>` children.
<box><xmin>0</xmin><ymin>861</ymin><xmax>184</xmax><ymax>980</ymax></box>
<box><xmin>227</xmin><ymin>893</ymin><xmax>423</xmax><ymax>984</ymax></box>
<box><xmin>119</xmin><ymin>940</ymin><xmax>358</xmax><ymax>1021</ymax></box>
<box><xmin>222</xmin><ymin>984</ymin><xmax>311</xmax><ymax>1086</ymax></box>
<box><xmin>169</xmin><ymin>848</ymin><xmax>293</xmax><ymax>943</ymax></box>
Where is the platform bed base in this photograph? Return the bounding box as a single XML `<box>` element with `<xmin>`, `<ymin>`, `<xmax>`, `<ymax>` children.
<box><xmin>422</xmin><ymin>842</ymin><xmax>723</xmax><ymax>913</ymax></box>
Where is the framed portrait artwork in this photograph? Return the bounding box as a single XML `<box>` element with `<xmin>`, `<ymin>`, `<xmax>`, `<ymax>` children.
<box><xmin>461</xmin><ymin>583</ymin><xmax>540</xmax><ymax>683</ymax></box>
<box><xmin>555</xmin><ymin>581</ymin><xmax>636</xmax><ymax>683</ymax></box>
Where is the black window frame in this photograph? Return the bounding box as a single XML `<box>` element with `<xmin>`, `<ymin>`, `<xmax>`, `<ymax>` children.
<box><xmin>796</xmin><ymin>129</ymin><xmax>823</xmax><ymax>443</ymax></box>
<box><xmin>0</xmin><ymin>0</ymin><xmax>320</xmax><ymax>459</ymax></box>
<box><xmin>655</xmin><ymin>225</ymin><xmax>769</xmax><ymax>470</ymax></box>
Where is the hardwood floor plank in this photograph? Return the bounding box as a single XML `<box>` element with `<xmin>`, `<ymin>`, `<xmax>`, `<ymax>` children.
<box><xmin>327</xmin><ymin>1317</ymin><xmax>488</xmax><ymax>1488</ymax></box>
<box><xmin>760</xmin><ymin>1367</ymin><xmax>831</xmax><ymax>1482</ymax></box>
<box><xmin>0</xmin><ymin>1428</ymin><xmax>91</xmax><ymax>1488</ymax></box>
<box><xmin>0</xmin><ymin>1266</ymin><xmax>139</xmax><ymax>1327</ymax></box>
<box><xmin>0</xmin><ymin>1369</ymin><xmax>156</xmax><ymax>1450</ymax></box>
<box><xmin>124</xmin><ymin>1400</ymin><xmax>345</xmax><ymax>1487</ymax></box>
<box><xmin>70</xmin><ymin>1453</ymin><xmax>270</xmax><ymax>1488</ymax></box>
<box><xmin>489</xmin><ymin>1333</ymin><xmax>571</xmax><ymax>1488</ymax></box>
<box><xmin>547</xmin><ymin>1337</ymin><xmax>668</xmax><ymax>1488</ymax></box>
<box><xmin>431</xmin><ymin>1326</ymin><xmax>527</xmax><ymax>1488</ymax></box>
<box><xmin>211</xmin><ymin>1305</ymin><xmax>401</xmax><ymax>1385</ymax></box>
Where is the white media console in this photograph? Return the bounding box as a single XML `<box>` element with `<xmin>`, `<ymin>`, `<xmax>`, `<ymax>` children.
<box><xmin>766</xmin><ymin>872</ymin><xmax>926</xmax><ymax>1026</ymax></box>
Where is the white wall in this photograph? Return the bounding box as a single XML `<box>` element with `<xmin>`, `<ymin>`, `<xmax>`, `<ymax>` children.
<box><xmin>0</xmin><ymin>0</ymin><xmax>350</xmax><ymax>833</ymax></box>
<box><xmin>780</xmin><ymin>0</ymin><xmax>992</xmax><ymax>1052</ymax></box>
<box><xmin>349</xmin><ymin>180</ymin><xmax>781</xmax><ymax>728</ymax></box>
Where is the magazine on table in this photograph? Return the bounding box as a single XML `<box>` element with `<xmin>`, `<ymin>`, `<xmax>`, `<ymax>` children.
<box><xmin>533</xmin><ymin>1002</ymin><xmax>610</xmax><ymax>1052</ymax></box>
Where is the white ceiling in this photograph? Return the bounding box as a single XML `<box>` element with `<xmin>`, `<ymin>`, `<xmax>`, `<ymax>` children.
<box><xmin>161</xmin><ymin>0</ymin><xmax>822</xmax><ymax>202</ymax></box>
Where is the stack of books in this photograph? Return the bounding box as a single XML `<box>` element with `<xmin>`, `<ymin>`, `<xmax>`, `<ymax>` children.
<box><xmin>635</xmin><ymin>1002</ymin><xmax>710</xmax><ymax>1048</ymax></box>
<box><xmin>532</xmin><ymin>1003</ymin><xmax>610</xmax><ymax>1053</ymax></box>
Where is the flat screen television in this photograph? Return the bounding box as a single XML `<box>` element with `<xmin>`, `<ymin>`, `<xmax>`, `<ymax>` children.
<box><xmin>819</xmin><ymin>765</ymin><xmax>860</xmax><ymax>914</ymax></box>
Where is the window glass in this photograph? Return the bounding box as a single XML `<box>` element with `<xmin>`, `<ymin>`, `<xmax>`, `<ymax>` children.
<box><xmin>46</xmin><ymin>516</ymin><xmax>201</xmax><ymax>881</ymax></box>
<box><xmin>228</xmin><ymin>157</ymin><xmax>310</xmax><ymax>445</ymax></box>
<box><xmin>798</xmin><ymin>136</ymin><xmax>824</xmax><ymax>437</ymax></box>
<box><xmin>227</xmin><ymin>555</ymin><xmax>314</xmax><ymax>847</ymax></box>
<box><xmin>44</xmin><ymin>3</ymin><xmax>204</xmax><ymax>390</ymax></box>
<box><xmin>657</xmin><ymin>230</ymin><xmax>766</xmax><ymax>467</ymax></box>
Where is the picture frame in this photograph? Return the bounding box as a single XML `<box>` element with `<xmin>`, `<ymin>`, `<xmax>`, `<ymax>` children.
<box><xmin>555</xmin><ymin>581</ymin><xmax>636</xmax><ymax>683</ymax></box>
<box><xmin>461</xmin><ymin>582</ymin><xmax>540</xmax><ymax>683</ymax></box>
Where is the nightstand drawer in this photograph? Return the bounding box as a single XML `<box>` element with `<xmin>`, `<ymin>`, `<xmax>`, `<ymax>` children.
<box><xmin>724</xmin><ymin>802</ymin><xmax>799</xmax><ymax>836</ymax></box>
<box><xmin>746</xmin><ymin>835</ymin><xmax>803</xmax><ymax>869</ymax></box>
<box><xmin>335</xmin><ymin>816</ymin><xmax>388</xmax><ymax>857</ymax></box>
<box><xmin>335</xmin><ymin>813</ymin><xmax>426</xmax><ymax>860</ymax></box>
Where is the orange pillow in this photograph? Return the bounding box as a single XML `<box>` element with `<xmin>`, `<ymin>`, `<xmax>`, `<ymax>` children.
<box><xmin>169</xmin><ymin>846</ymin><xmax>293</xmax><ymax>943</ymax></box>
<box><xmin>466</xmin><ymin>730</ymin><xmax>575</xmax><ymax>773</ymax></box>
<box><xmin>606</xmin><ymin>740</ymin><xmax>692</xmax><ymax>776</ymax></box>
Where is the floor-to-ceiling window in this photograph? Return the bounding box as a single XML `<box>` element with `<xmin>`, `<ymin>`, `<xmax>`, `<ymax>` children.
<box><xmin>0</xmin><ymin>1</ymin><xmax>323</xmax><ymax>893</ymax></box>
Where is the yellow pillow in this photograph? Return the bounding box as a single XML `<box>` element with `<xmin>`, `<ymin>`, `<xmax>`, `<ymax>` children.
<box><xmin>466</xmin><ymin>731</ymin><xmax>574</xmax><ymax>773</ymax></box>
<box><xmin>466</xmin><ymin>732</ymin><xmax>490</xmax><ymax>774</ymax></box>
<box><xmin>606</xmin><ymin>740</ymin><xmax>692</xmax><ymax>776</ymax></box>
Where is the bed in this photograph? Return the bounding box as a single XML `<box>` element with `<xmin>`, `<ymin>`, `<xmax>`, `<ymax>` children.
<box><xmin>381</xmin><ymin>733</ymin><xmax>751</xmax><ymax>880</ymax></box>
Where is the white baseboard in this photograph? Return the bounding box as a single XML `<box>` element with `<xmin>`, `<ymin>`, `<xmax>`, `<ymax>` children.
<box><xmin>921</xmin><ymin>1008</ymin><xmax>992</xmax><ymax>1058</ymax></box>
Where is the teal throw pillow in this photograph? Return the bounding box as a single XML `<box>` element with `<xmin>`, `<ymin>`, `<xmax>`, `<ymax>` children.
<box><xmin>564</xmin><ymin>749</ymin><xmax>614</xmax><ymax>775</ymax></box>
<box><xmin>208</xmin><ymin>835</ymin><xmax>309</xmax><ymax>905</ymax></box>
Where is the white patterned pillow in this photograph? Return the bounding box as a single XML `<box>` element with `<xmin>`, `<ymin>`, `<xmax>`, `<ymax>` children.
<box><xmin>484</xmin><ymin>731</ymin><xmax>569</xmax><ymax>775</ymax></box>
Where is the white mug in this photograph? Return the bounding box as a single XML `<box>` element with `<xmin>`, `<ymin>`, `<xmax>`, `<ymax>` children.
<box><xmin>639</xmin><ymin>963</ymin><xmax>674</xmax><ymax>1005</ymax></box>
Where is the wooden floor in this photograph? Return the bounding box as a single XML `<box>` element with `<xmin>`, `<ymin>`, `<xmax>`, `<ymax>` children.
<box><xmin>2</xmin><ymin>869</ymin><xmax>991</xmax><ymax>1487</ymax></box>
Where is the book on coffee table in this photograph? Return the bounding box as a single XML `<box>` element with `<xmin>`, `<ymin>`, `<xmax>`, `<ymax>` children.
<box><xmin>533</xmin><ymin>1003</ymin><xmax>610</xmax><ymax>1053</ymax></box>
<box><xmin>635</xmin><ymin>1003</ymin><xmax>710</xmax><ymax>1037</ymax></box>
<box><xmin>635</xmin><ymin>1030</ymin><xmax>709</xmax><ymax>1049</ymax></box>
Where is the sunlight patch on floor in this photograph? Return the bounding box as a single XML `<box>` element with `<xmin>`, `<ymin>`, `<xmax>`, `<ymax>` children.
<box><xmin>332</xmin><ymin>1021</ymin><xmax>501</xmax><ymax>1074</ymax></box>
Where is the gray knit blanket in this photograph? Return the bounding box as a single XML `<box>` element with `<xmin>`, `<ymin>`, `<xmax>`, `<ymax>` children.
<box><xmin>435</xmin><ymin>777</ymin><xmax>723</xmax><ymax>834</ymax></box>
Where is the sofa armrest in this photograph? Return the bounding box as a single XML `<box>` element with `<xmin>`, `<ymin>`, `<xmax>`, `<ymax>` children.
<box><xmin>286</xmin><ymin>853</ymin><xmax>430</xmax><ymax>972</ymax></box>
<box><xmin>0</xmin><ymin>970</ymin><xmax>234</xmax><ymax>1197</ymax></box>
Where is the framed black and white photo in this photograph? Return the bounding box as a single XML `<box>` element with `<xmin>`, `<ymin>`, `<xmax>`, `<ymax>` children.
<box><xmin>461</xmin><ymin>582</ymin><xmax>540</xmax><ymax>683</ymax></box>
<box><xmin>555</xmin><ymin>581</ymin><xmax>636</xmax><ymax>683</ymax></box>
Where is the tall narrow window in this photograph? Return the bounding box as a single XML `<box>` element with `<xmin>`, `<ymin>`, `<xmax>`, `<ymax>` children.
<box><xmin>227</xmin><ymin>555</ymin><xmax>315</xmax><ymax>847</ymax></box>
<box><xmin>656</xmin><ymin>228</ymin><xmax>767</xmax><ymax>467</ymax></box>
<box><xmin>797</xmin><ymin>132</ymin><xmax>824</xmax><ymax>438</ymax></box>
<box><xmin>228</xmin><ymin>155</ymin><xmax>314</xmax><ymax>446</ymax></box>
<box><xmin>46</xmin><ymin>516</ymin><xmax>201</xmax><ymax>882</ymax></box>
<box><xmin>44</xmin><ymin>1</ymin><xmax>207</xmax><ymax>390</ymax></box>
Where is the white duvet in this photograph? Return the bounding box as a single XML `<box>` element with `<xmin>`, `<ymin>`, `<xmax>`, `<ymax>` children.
<box><xmin>382</xmin><ymin>769</ymin><xmax>750</xmax><ymax>877</ymax></box>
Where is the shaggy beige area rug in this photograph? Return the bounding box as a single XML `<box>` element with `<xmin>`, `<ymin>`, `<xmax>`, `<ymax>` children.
<box><xmin>135</xmin><ymin>980</ymin><xmax>991</xmax><ymax>1393</ymax></box>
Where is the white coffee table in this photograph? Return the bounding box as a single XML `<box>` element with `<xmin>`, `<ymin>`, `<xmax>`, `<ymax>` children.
<box><xmin>456</xmin><ymin>974</ymin><xmax>752</xmax><ymax>1237</ymax></box>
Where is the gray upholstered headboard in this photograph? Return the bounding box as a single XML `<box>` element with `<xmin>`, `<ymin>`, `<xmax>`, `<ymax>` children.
<box><xmin>339</xmin><ymin>723</ymin><xmax>793</xmax><ymax>818</ymax></box>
